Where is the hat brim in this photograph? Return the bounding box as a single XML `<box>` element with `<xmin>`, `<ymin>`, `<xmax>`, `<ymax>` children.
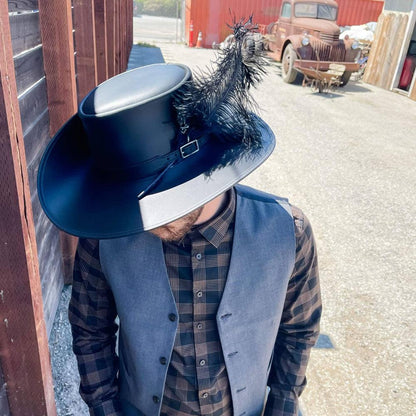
<box><xmin>38</xmin><ymin>114</ymin><xmax>275</xmax><ymax>239</ymax></box>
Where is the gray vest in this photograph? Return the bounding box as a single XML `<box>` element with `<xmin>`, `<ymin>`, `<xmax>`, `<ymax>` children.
<box><xmin>100</xmin><ymin>185</ymin><xmax>295</xmax><ymax>416</ymax></box>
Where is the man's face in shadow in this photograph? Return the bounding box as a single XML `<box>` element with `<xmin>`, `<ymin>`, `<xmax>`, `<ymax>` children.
<box><xmin>149</xmin><ymin>206</ymin><xmax>203</xmax><ymax>242</ymax></box>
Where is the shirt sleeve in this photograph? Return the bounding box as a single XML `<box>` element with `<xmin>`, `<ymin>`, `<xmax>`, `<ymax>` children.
<box><xmin>264</xmin><ymin>206</ymin><xmax>322</xmax><ymax>416</ymax></box>
<box><xmin>68</xmin><ymin>238</ymin><xmax>122</xmax><ymax>416</ymax></box>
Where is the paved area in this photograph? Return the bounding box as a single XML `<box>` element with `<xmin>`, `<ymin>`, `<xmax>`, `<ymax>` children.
<box><xmin>153</xmin><ymin>43</ymin><xmax>416</xmax><ymax>416</ymax></box>
<box><xmin>133</xmin><ymin>15</ymin><xmax>184</xmax><ymax>44</ymax></box>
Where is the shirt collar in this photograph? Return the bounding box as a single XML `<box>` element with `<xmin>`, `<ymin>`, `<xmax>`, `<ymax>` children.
<box><xmin>193</xmin><ymin>188</ymin><xmax>236</xmax><ymax>248</ymax></box>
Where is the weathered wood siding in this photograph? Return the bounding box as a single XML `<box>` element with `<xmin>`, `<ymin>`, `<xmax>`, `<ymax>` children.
<box><xmin>2</xmin><ymin>0</ymin><xmax>132</xmax><ymax>412</ymax></box>
<box><xmin>7</xmin><ymin>0</ymin><xmax>133</xmax><ymax>337</ymax></box>
<box><xmin>9</xmin><ymin>1</ymin><xmax>63</xmax><ymax>337</ymax></box>
<box><xmin>363</xmin><ymin>12</ymin><xmax>410</xmax><ymax>89</ymax></box>
<box><xmin>1</xmin><ymin>1</ymin><xmax>57</xmax><ymax>413</ymax></box>
<box><xmin>410</xmin><ymin>79</ymin><xmax>416</xmax><ymax>99</ymax></box>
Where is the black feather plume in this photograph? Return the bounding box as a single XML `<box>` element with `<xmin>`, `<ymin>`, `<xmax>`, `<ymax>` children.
<box><xmin>173</xmin><ymin>17</ymin><xmax>268</xmax><ymax>167</ymax></box>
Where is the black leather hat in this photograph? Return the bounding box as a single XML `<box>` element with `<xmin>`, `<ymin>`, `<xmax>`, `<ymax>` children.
<box><xmin>37</xmin><ymin>63</ymin><xmax>275</xmax><ymax>239</ymax></box>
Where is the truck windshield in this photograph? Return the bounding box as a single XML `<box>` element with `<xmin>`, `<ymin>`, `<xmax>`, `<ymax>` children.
<box><xmin>294</xmin><ymin>3</ymin><xmax>337</xmax><ymax>20</ymax></box>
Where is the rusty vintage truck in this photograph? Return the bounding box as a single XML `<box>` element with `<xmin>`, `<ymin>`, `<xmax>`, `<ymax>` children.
<box><xmin>263</xmin><ymin>0</ymin><xmax>360</xmax><ymax>86</ymax></box>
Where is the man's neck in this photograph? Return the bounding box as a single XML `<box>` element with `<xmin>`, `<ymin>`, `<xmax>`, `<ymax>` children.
<box><xmin>194</xmin><ymin>192</ymin><xmax>228</xmax><ymax>225</ymax></box>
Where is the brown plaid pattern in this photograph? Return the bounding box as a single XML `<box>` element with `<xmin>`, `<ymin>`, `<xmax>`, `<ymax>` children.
<box><xmin>69</xmin><ymin>189</ymin><xmax>321</xmax><ymax>416</ymax></box>
<box><xmin>160</xmin><ymin>190</ymin><xmax>236</xmax><ymax>416</ymax></box>
<box><xmin>264</xmin><ymin>205</ymin><xmax>321</xmax><ymax>416</ymax></box>
<box><xmin>69</xmin><ymin>238</ymin><xmax>121</xmax><ymax>416</ymax></box>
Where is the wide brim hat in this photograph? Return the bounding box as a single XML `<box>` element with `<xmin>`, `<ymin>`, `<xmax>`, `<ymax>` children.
<box><xmin>38</xmin><ymin>24</ymin><xmax>275</xmax><ymax>239</ymax></box>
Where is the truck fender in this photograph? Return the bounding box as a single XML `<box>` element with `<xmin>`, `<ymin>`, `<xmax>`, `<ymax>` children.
<box><xmin>283</xmin><ymin>37</ymin><xmax>302</xmax><ymax>56</ymax></box>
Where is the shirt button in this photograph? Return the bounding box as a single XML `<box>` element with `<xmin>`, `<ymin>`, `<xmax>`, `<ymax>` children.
<box><xmin>199</xmin><ymin>359</ymin><xmax>206</xmax><ymax>366</ymax></box>
<box><xmin>168</xmin><ymin>313</ymin><xmax>177</xmax><ymax>322</ymax></box>
<box><xmin>195</xmin><ymin>253</ymin><xmax>202</xmax><ymax>260</ymax></box>
<box><xmin>196</xmin><ymin>323</ymin><xmax>203</xmax><ymax>330</ymax></box>
<box><xmin>159</xmin><ymin>357</ymin><xmax>167</xmax><ymax>365</ymax></box>
<box><xmin>153</xmin><ymin>395</ymin><xmax>160</xmax><ymax>403</ymax></box>
<box><xmin>196</xmin><ymin>291</ymin><xmax>203</xmax><ymax>298</ymax></box>
<box><xmin>201</xmin><ymin>392</ymin><xmax>209</xmax><ymax>399</ymax></box>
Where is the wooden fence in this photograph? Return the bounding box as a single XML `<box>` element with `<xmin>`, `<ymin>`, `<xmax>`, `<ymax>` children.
<box><xmin>364</xmin><ymin>12</ymin><xmax>410</xmax><ymax>87</ymax></box>
<box><xmin>0</xmin><ymin>0</ymin><xmax>132</xmax><ymax>414</ymax></box>
<box><xmin>363</xmin><ymin>9</ymin><xmax>416</xmax><ymax>101</ymax></box>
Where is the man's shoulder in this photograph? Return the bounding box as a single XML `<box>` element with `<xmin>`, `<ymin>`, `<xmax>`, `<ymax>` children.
<box><xmin>234</xmin><ymin>185</ymin><xmax>309</xmax><ymax>235</ymax></box>
<box><xmin>290</xmin><ymin>204</ymin><xmax>308</xmax><ymax>236</ymax></box>
<box><xmin>234</xmin><ymin>184</ymin><xmax>288</xmax><ymax>204</ymax></box>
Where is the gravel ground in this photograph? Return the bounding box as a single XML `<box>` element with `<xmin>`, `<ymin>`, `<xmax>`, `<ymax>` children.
<box><xmin>49</xmin><ymin>285</ymin><xmax>88</xmax><ymax>415</ymax></box>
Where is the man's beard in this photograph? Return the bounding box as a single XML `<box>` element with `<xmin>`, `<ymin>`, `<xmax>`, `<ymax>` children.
<box><xmin>149</xmin><ymin>206</ymin><xmax>204</xmax><ymax>242</ymax></box>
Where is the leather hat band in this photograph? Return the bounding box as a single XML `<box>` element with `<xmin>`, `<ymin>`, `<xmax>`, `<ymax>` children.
<box><xmin>99</xmin><ymin>133</ymin><xmax>209</xmax><ymax>181</ymax></box>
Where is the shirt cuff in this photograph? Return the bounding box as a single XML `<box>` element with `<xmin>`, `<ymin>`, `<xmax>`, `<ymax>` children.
<box><xmin>89</xmin><ymin>398</ymin><xmax>122</xmax><ymax>416</ymax></box>
<box><xmin>263</xmin><ymin>391</ymin><xmax>299</xmax><ymax>416</ymax></box>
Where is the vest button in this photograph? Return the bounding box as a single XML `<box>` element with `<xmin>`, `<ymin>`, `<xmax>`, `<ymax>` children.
<box><xmin>153</xmin><ymin>395</ymin><xmax>160</xmax><ymax>403</ymax></box>
<box><xmin>169</xmin><ymin>313</ymin><xmax>177</xmax><ymax>322</ymax></box>
<box><xmin>159</xmin><ymin>357</ymin><xmax>167</xmax><ymax>365</ymax></box>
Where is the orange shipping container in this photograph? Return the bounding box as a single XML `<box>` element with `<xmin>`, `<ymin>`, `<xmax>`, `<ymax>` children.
<box><xmin>185</xmin><ymin>0</ymin><xmax>384</xmax><ymax>48</ymax></box>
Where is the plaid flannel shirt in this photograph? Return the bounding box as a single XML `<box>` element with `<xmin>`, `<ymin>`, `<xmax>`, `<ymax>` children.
<box><xmin>69</xmin><ymin>188</ymin><xmax>321</xmax><ymax>416</ymax></box>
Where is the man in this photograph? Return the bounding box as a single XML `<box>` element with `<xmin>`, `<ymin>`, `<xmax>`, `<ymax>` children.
<box><xmin>38</xmin><ymin>23</ymin><xmax>321</xmax><ymax>416</ymax></box>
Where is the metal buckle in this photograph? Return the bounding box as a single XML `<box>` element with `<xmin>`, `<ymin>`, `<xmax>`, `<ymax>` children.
<box><xmin>180</xmin><ymin>139</ymin><xmax>199</xmax><ymax>159</ymax></box>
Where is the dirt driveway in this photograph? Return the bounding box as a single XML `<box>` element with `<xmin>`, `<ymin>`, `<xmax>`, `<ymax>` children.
<box><xmin>156</xmin><ymin>43</ymin><xmax>416</xmax><ymax>416</ymax></box>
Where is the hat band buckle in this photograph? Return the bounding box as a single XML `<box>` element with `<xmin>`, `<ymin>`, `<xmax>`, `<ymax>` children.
<box><xmin>180</xmin><ymin>139</ymin><xmax>199</xmax><ymax>159</ymax></box>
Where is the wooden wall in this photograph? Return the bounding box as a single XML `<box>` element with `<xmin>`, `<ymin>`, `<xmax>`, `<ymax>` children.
<box><xmin>411</xmin><ymin>78</ymin><xmax>416</xmax><ymax>99</ymax></box>
<box><xmin>9</xmin><ymin>0</ymin><xmax>64</xmax><ymax>338</ymax></box>
<box><xmin>1</xmin><ymin>0</ymin><xmax>133</xmax><ymax>413</ymax></box>
<box><xmin>7</xmin><ymin>0</ymin><xmax>133</xmax><ymax>337</ymax></box>
<box><xmin>363</xmin><ymin>12</ymin><xmax>410</xmax><ymax>89</ymax></box>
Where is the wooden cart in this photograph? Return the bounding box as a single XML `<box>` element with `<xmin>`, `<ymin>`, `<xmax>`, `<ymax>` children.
<box><xmin>301</xmin><ymin>64</ymin><xmax>346</xmax><ymax>93</ymax></box>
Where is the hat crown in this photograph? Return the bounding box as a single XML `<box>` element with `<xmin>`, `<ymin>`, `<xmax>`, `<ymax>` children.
<box><xmin>78</xmin><ymin>64</ymin><xmax>191</xmax><ymax>175</ymax></box>
<box><xmin>80</xmin><ymin>64</ymin><xmax>190</xmax><ymax>116</ymax></box>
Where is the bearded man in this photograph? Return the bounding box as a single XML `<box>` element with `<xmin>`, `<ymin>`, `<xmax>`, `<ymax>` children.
<box><xmin>38</xmin><ymin>22</ymin><xmax>321</xmax><ymax>416</ymax></box>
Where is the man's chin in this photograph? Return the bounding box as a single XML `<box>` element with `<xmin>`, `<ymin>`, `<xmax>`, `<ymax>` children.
<box><xmin>149</xmin><ymin>207</ymin><xmax>203</xmax><ymax>242</ymax></box>
<box><xmin>149</xmin><ymin>226</ymin><xmax>186</xmax><ymax>242</ymax></box>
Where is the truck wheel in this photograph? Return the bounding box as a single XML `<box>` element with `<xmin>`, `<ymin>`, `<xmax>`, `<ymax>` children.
<box><xmin>340</xmin><ymin>71</ymin><xmax>352</xmax><ymax>86</ymax></box>
<box><xmin>282</xmin><ymin>44</ymin><xmax>298</xmax><ymax>83</ymax></box>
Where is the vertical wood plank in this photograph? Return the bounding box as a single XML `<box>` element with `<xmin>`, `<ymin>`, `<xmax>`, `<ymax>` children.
<box><xmin>410</xmin><ymin>72</ymin><xmax>416</xmax><ymax>100</ymax></box>
<box><xmin>120</xmin><ymin>0</ymin><xmax>126</xmax><ymax>71</ymax></box>
<box><xmin>0</xmin><ymin>3</ymin><xmax>56</xmax><ymax>415</ymax></box>
<box><xmin>114</xmin><ymin>0</ymin><xmax>120</xmax><ymax>75</ymax></box>
<box><xmin>38</xmin><ymin>0</ymin><xmax>77</xmax><ymax>135</ymax></box>
<box><xmin>126</xmin><ymin>0</ymin><xmax>131</xmax><ymax>66</ymax></box>
<box><xmin>364</xmin><ymin>12</ymin><xmax>411</xmax><ymax>91</ymax></box>
<box><xmin>73</xmin><ymin>0</ymin><xmax>98</xmax><ymax>102</ymax></box>
<box><xmin>363</xmin><ymin>12</ymin><xmax>384</xmax><ymax>85</ymax></box>
<box><xmin>381</xmin><ymin>13</ymin><xmax>408</xmax><ymax>88</ymax></box>
<box><xmin>125</xmin><ymin>0</ymin><xmax>129</xmax><ymax>69</ymax></box>
<box><xmin>127</xmin><ymin>0</ymin><xmax>133</xmax><ymax>56</ymax></box>
<box><xmin>38</xmin><ymin>0</ymin><xmax>78</xmax><ymax>284</ymax></box>
<box><xmin>94</xmin><ymin>0</ymin><xmax>108</xmax><ymax>82</ymax></box>
<box><xmin>106</xmin><ymin>0</ymin><xmax>115</xmax><ymax>78</ymax></box>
